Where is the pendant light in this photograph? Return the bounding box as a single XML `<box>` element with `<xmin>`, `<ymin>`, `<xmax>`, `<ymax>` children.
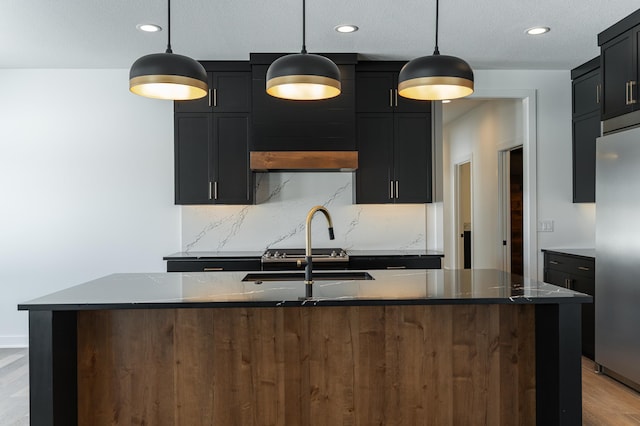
<box><xmin>129</xmin><ymin>0</ymin><xmax>208</xmax><ymax>100</ymax></box>
<box><xmin>266</xmin><ymin>0</ymin><xmax>341</xmax><ymax>100</ymax></box>
<box><xmin>397</xmin><ymin>0</ymin><xmax>474</xmax><ymax>101</ymax></box>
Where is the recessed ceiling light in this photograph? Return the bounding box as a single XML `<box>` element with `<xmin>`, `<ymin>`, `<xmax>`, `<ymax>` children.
<box><xmin>335</xmin><ymin>25</ymin><xmax>359</xmax><ymax>33</ymax></box>
<box><xmin>136</xmin><ymin>23</ymin><xmax>162</xmax><ymax>33</ymax></box>
<box><xmin>525</xmin><ymin>26</ymin><xmax>550</xmax><ymax>35</ymax></box>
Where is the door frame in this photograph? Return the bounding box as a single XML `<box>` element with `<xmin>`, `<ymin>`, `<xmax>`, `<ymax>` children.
<box><xmin>466</xmin><ymin>89</ymin><xmax>537</xmax><ymax>280</ymax></box>
<box><xmin>453</xmin><ymin>157</ymin><xmax>473</xmax><ymax>269</ymax></box>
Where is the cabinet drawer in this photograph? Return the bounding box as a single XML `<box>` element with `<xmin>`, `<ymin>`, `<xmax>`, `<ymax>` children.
<box><xmin>545</xmin><ymin>253</ymin><xmax>594</xmax><ymax>277</ymax></box>
<box><xmin>349</xmin><ymin>256</ymin><xmax>442</xmax><ymax>270</ymax></box>
<box><xmin>167</xmin><ymin>259</ymin><xmax>261</xmax><ymax>272</ymax></box>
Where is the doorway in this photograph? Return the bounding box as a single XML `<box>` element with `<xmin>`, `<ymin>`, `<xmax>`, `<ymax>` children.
<box><xmin>455</xmin><ymin>161</ymin><xmax>472</xmax><ymax>269</ymax></box>
<box><xmin>499</xmin><ymin>147</ymin><xmax>524</xmax><ymax>274</ymax></box>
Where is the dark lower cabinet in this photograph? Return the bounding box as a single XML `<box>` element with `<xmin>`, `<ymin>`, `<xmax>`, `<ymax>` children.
<box><xmin>166</xmin><ymin>258</ymin><xmax>261</xmax><ymax>272</ymax></box>
<box><xmin>174</xmin><ymin>113</ymin><xmax>253</xmax><ymax>205</ymax></box>
<box><xmin>543</xmin><ymin>250</ymin><xmax>595</xmax><ymax>359</ymax></box>
<box><xmin>349</xmin><ymin>255</ymin><xmax>441</xmax><ymax>270</ymax></box>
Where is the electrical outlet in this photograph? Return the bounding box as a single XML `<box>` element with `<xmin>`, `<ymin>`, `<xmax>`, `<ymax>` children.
<box><xmin>537</xmin><ymin>220</ymin><xmax>554</xmax><ymax>232</ymax></box>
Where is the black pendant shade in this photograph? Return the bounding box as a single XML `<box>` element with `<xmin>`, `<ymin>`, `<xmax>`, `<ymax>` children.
<box><xmin>266</xmin><ymin>53</ymin><xmax>341</xmax><ymax>100</ymax></box>
<box><xmin>129</xmin><ymin>0</ymin><xmax>208</xmax><ymax>100</ymax></box>
<box><xmin>265</xmin><ymin>0</ymin><xmax>341</xmax><ymax>100</ymax></box>
<box><xmin>397</xmin><ymin>0</ymin><xmax>474</xmax><ymax>101</ymax></box>
<box><xmin>129</xmin><ymin>52</ymin><xmax>208</xmax><ymax>100</ymax></box>
<box><xmin>398</xmin><ymin>53</ymin><xmax>474</xmax><ymax>100</ymax></box>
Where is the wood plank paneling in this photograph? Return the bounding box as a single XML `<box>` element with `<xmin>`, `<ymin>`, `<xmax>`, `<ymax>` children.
<box><xmin>77</xmin><ymin>305</ymin><xmax>536</xmax><ymax>426</ymax></box>
<box><xmin>250</xmin><ymin>151</ymin><xmax>358</xmax><ymax>171</ymax></box>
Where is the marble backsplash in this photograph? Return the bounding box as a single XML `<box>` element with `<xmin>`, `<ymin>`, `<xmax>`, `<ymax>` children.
<box><xmin>181</xmin><ymin>172</ymin><xmax>428</xmax><ymax>252</ymax></box>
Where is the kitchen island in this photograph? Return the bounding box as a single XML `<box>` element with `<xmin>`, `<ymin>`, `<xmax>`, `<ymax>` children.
<box><xmin>19</xmin><ymin>269</ymin><xmax>590</xmax><ymax>426</ymax></box>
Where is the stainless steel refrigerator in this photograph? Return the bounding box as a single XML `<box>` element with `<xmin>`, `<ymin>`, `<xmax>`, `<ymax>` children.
<box><xmin>596</xmin><ymin>125</ymin><xmax>640</xmax><ymax>389</ymax></box>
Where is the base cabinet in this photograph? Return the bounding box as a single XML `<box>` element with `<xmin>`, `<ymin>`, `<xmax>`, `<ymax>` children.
<box><xmin>543</xmin><ymin>250</ymin><xmax>595</xmax><ymax>359</ymax></box>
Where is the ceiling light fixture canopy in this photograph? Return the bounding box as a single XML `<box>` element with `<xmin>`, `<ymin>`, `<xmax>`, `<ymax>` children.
<box><xmin>266</xmin><ymin>0</ymin><xmax>341</xmax><ymax>101</ymax></box>
<box><xmin>397</xmin><ymin>0</ymin><xmax>474</xmax><ymax>101</ymax></box>
<box><xmin>129</xmin><ymin>0</ymin><xmax>208</xmax><ymax>100</ymax></box>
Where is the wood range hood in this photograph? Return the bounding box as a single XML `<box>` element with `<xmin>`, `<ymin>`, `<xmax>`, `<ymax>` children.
<box><xmin>250</xmin><ymin>151</ymin><xmax>358</xmax><ymax>172</ymax></box>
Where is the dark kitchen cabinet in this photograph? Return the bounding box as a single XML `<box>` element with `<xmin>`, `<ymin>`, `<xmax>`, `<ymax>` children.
<box><xmin>598</xmin><ymin>9</ymin><xmax>640</xmax><ymax>129</ymax></box>
<box><xmin>174</xmin><ymin>112</ymin><xmax>253</xmax><ymax>205</ymax></box>
<box><xmin>249</xmin><ymin>53</ymin><xmax>357</xmax><ymax>151</ymax></box>
<box><xmin>356</xmin><ymin>113</ymin><xmax>432</xmax><ymax>203</ymax></box>
<box><xmin>355</xmin><ymin>62</ymin><xmax>432</xmax><ymax>204</ymax></box>
<box><xmin>173</xmin><ymin>62</ymin><xmax>253</xmax><ymax>205</ymax></box>
<box><xmin>543</xmin><ymin>250</ymin><xmax>595</xmax><ymax>359</ymax></box>
<box><xmin>571</xmin><ymin>58</ymin><xmax>600</xmax><ymax>203</ymax></box>
<box><xmin>166</xmin><ymin>258</ymin><xmax>261</xmax><ymax>272</ymax></box>
<box><xmin>356</xmin><ymin>71</ymin><xmax>431</xmax><ymax>113</ymax></box>
<box><xmin>349</xmin><ymin>255</ymin><xmax>441</xmax><ymax>270</ymax></box>
<box><xmin>174</xmin><ymin>63</ymin><xmax>251</xmax><ymax>113</ymax></box>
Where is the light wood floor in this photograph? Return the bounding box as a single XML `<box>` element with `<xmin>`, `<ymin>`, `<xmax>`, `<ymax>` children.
<box><xmin>0</xmin><ymin>349</ymin><xmax>638</xmax><ymax>425</ymax></box>
<box><xmin>0</xmin><ymin>348</ymin><xmax>29</xmax><ymax>426</ymax></box>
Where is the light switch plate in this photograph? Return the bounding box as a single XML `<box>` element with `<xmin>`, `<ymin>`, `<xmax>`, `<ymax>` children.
<box><xmin>537</xmin><ymin>220</ymin><xmax>554</xmax><ymax>232</ymax></box>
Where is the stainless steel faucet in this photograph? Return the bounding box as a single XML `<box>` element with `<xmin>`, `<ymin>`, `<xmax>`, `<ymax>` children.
<box><xmin>304</xmin><ymin>205</ymin><xmax>335</xmax><ymax>298</ymax></box>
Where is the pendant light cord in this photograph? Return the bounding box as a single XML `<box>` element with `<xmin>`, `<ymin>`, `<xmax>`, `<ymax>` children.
<box><xmin>433</xmin><ymin>0</ymin><xmax>440</xmax><ymax>55</ymax></box>
<box><xmin>166</xmin><ymin>0</ymin><xmax>173</xmax><ymax>53</ymax></box>
<box><xmin>301</xmin><ymin>0</ymin><xmax>307</xmax><ymax>54</ymax></box>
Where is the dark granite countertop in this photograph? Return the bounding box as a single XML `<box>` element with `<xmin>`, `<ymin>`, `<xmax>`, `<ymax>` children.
<box><xmin>18</xmin><ymin>269</ymin><xmax>591</xmax><ymax>311</ymax></box>
<box><xmin>541</xmin><ymin>248</ymin><xmax>596</xmax><ymax>259</ymax></box>
<box><xmin>163</xmin><ymin>251</ymin><xmax>264</xmax><ymax>260</ymax></box>
<box><xmin>347</xmin><ymin>249</ymin><xmax>444</xmax><ymax>257</ymax></box>
<box><xmin>164</xmin><ymin>249</ymin><xmax>445</xmax><ymax>260</ymax></box>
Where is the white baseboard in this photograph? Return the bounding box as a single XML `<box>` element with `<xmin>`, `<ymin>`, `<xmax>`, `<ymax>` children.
<box><xmin>0</xmin><ymin>335</ymin><xmax>28</xmax><ymax>348</ymax></box>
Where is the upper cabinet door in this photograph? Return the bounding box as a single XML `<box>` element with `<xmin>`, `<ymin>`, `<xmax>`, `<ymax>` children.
<box><xmin>356</xmin><ymin>72</ymin><xmax>395</xmax><ymax>112</ymax></box>
<box><xmin>356</xmin><ymin>71</ymin><xmax>431</xmax><ymax>114</ymax></box>
<box><xmin>572</xmin><ymin>69</ymin><xmax>601</xmax><ymax>118</ymax></box>
<box><xmin>601</xmin><ymin>32</ymin><xmax>635</xmax><ymax>120</ymax></box>
<box><xmin>174</xmin><ymin>71</ymin><xmax>251</xmax><ymax>113</ymax></box>
<box><xmin>355</xmin><ymin>113</ymin><xmax>394</xmax><ymax>204</ymax></box>
<box><xmin>212</xmin><ymin>113</ymin><xmax>252</xmax><ymax>204</ymax></box>
<box><xmin>393</xmin><ymin>113</ymin><xmax>432</xmax><ymax>203</ymax></box>
<box><xmin>174</xmin><ymin>113</ymin><xmax>213</xmax><ymax>204</ymax></box>
<box><xmin>211</xmin><ymin>73</ymin><xmax>251</xmax><ymax>113</ymax></box>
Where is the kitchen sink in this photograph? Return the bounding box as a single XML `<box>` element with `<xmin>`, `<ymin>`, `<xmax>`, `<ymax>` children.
<box><xmin>242</xmin><ymin>271</ymin><xmax>374</xmax><ymax>282</ymax></box>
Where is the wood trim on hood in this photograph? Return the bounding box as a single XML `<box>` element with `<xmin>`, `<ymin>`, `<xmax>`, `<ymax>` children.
<box><xmin>250</xmin><ymin>151</ymin><xmax>358</xmax><ymax>171</ymax></box>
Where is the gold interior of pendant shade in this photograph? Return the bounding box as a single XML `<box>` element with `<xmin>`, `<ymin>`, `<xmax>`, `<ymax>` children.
<box><xmin>266</xmin><ymin>75</ymin><xmax>341</xmax><ymax>100</ymax></box>
<box><xmin>398</xmin><ymin>76</ymin><xmax>473</xmax><ymax>101</ymax></box>
<box><xmin>129</xmin><ymin>75</ymin><xmax>208</xmax><ymax>100</ymax></box>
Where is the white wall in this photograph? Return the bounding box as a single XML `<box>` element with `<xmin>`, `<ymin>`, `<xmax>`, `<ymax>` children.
<box><xmin>440</xmin><ymin>70</ymin><xmax>596</xmax><ymax>279</ymax></box>
<box><xmin>0</xmin><ymin>69</ymin><xmax>180</xmax><ymax>347</ymax></box>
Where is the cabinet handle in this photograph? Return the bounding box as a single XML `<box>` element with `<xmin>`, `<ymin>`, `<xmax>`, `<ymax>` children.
<box><xmin>386</xmin><ymin>266</ymin><xmax>407</xmax><ymax>269</ymax></box>
<box><xmin>630</xmin><ymin>81</ymin><xmax>637</xmax><ymax>104</ymax></box>
<box><xmin>395</xmin><ymin>89</ymin><xmax>398</xmax><ymax>107</ymax></box>
<box><xmin>596</xmin><ymin>84</ymin><xmax>600</xmax><ymax>104</ymax></box>
<box><xmin>214</xmin><ymin>181</ymin><xmax>218</xmax><ymax>200</ymax></box>
<box><xmin>208</xmin><ymin>181</ymin><xmax>213</xmax><ymax>200</ymax></box>
<box><xmin>389</xmin><ymin>89</ymin><xmax>393</xmax><ymax>108</ymax></box>
<box><xmin>549</xmin><ymin>260</ymin><xmax>560</xmax><ymax>265</ymax></box>
<box><xmin>208</xmin><ymin>89</ymin><xmax>212</xmax><ymax>107</ymax></box>
<box><xmin>577</xmin><ymin>266</ymin><xmax>591</xmax><ymax>271</ymax></box>
<box><xmin>213</xmin><ymin>88</ymin><xmax>218</xmax><ymax>107</ymax></box>
<box><xmin>396</xmin><ymin>181</ymin><xmax>399</xmax><ymax>198</ymax></box>
<box><xmin>203</xmin><ymin>267</ymin><xmax>224</xmax><ymax>271</ymax></box>
<box><xmin>390</xmin><ymin>180</ymin><xmax>394</xmax><ymax>199</ymax></box>
<box><xmin>626</xmin><ymin>81</ymin><xmax>631</xmax><ymax>105</ymax></box>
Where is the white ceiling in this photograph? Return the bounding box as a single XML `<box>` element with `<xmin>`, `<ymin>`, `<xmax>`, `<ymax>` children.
<box><xmin>1</xmin><ymin>1</ymin><xmax>638</xmax><ymax>70</ymax></box>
